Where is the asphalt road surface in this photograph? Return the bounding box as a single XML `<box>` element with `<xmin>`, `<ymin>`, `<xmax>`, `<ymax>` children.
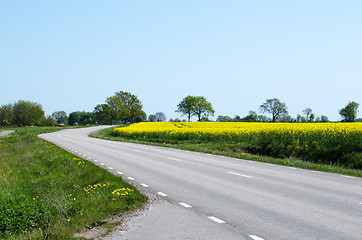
<box><xmin>0</xmin><ymin>130</ymin><xmax>15</xmax><ymax>137</ymax></box>
<box><xmin>39</xmin><ymin>126</ymin><xmax>362</xmax><ymax>240</ymax></box>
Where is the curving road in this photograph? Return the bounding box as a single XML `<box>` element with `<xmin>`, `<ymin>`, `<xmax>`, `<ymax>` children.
<box><xmin>39</xmin><ymin>126</ymin><xmax>362</xmax><ymax>240</ymax></box>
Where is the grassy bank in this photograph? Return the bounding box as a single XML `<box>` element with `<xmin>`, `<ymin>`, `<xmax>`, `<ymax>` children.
<box><xmin>0</xmin><ymin>127</ymin><xmax>147</xmax><ymax>239</ymax></box>
<box><xmin>92</xmin><ymin>125</ymin><xmax>362</xmax><ymax>178</ymax></box>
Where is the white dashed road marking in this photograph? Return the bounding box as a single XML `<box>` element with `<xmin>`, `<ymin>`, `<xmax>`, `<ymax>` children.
<box><xmin>179</xmin><ymin>202</ymin><xmax>192</xmax><ymax>208</ymax></box>
<box><xmin>117</xmin><ymin>171</ymin><xmax>123</xmax><ymax>175</ymax></box>
<box><xmin>133</xmin><ymin>150</ymin><xmax>142</xmax><ymax>153</ymax></box>
<box><xmin>140</xmin><ymin>183</ymin><xmax>149</xmax><ymax>188</ymax></box>
<box><xmin>128</xmin><ymin>177</ymin><xmax>134</xmax><ymax>180</ymax></box>
<box><xmin>157</xmin><ymin>192</ymin><xmax>167</xmax><ymax>197</ymax></box>
<box><xmin>249</xmin><ymin>235</ymin><xmax>264</xmax><ymax>240</ymax></box>
<box><xmin>228</xmin><ymin>171</ymin><xmax>253</xmax><ymax>179</ymax></box>
<box><xmin>208</xmin><ymin>216</ymin><xmax>225</xmax><ymax>224</ymax></box>
<box><xmin>108</xmin><ymin>167</ymin><xmax>113</xmax><ymax>170</ymax></box>
<box><xmin>168</xmin><ymin>157</ymin><xmax>182</xmax><ymax>162</ymax></box>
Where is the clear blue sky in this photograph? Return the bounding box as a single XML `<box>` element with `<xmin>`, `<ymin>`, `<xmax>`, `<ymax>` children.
<box><xmin>1</xmin><ymin>1</ymin><xmax>361</xmax><ymax>121</ymax></box>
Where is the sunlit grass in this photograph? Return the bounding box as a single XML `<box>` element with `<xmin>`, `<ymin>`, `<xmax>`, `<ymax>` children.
<box><xmin>0</xmin><ymin>127</ymin><xmax>147</xmax><ymax>239</ymax></box>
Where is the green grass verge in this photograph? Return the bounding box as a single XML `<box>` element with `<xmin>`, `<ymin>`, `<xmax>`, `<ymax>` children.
<box><xmin>0</xmin><ymin>126</ymin><xmax>147</xmax><ymax>239</ymax></box>
<box><xmin>91</xmin><ymin>126</ymin><xmax>362</xmax><ymax>178</ymax></box>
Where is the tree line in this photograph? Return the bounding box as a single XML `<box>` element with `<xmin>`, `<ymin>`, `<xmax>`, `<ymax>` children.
<box><xmin>173</xmin><ymin>96</ymin><xmax>360</xmax><ymax>123</ymax></box>
<box><xmin>0</xmin><ymin>91</ymin><xmax>360</xmax><ymax>127</ymax></box>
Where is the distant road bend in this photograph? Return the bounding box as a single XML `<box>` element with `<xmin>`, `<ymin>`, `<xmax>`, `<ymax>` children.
<box><xmin>39</xmin><ymin>126</ymin><xmax>362</xmax><ymax>240</ymax></box>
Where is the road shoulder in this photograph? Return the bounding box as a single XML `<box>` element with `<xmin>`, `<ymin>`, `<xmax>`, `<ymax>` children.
<box><xmin>101</xmin><ymin>196</ymin><xmax>249</xmax><ymax>240</ymax></box>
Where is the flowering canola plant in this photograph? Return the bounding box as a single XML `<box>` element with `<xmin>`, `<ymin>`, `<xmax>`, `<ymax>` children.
<box><xmin>114</xmin><ymin>122</ymin><xmax>362</xmax><ymax>168</ymax></box>
<box><xmin>114</xmin><ymin>122</ymin><xmax>361</xmax><ymax>144</ymax></box>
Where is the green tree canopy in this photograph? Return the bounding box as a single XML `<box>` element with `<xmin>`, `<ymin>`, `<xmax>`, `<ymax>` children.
<box><xmin>0</xmin><ymin>104</ymin><xmax>14</xmax><ymax>126</ymax></box>
<box><xmin>68</xmin><ymin>111</ymin><xmax>95</xmax><ymax>125</ymax></box>
<box><xmin>259</xmin><ymin>98</ymin><xmax>288</xmax><ymax>122</ymax></box>
<box><xmin>94</xmin><ymin>91</ymin><xmax>145</xmax><ymax>124</ymax></box>
<box><xmin>155</xmin><ymin>112</ymin><xmax>167</xmax><ymax>122</ymax></box>
<box><xmin>52</xmin><ymin>111</ymin><xmax>68</xmax><ymax>124</ymax></box>
<box><xmin>176</xmin><ymin>95</ymin><xmax>215</xmax><ymax>122</ymax></box>
<box><xmin>148</xmin><ymin>114</ymin><xmax>157</xmax><ymax>122</ymax></box>
<box><xmin>13</xmin><ymin>100</ymin><xmax>44</xmax><ymax>126</ymax></box>
<box><xmin>176</xmin><ymin>95</ymin><xmax>197</xmax><ymax>122</ymax></box>
<box><xmin>241</xmin><ymin>111</ymin><xmax>259</xmax><ymax>122</ymax></box>
<box><xmin>193</xmin><ymin>96</ymin><xmax>215</xmax><ymax>121</ymax></box>
<box><xmin>216</xmin><ymin>115</ymin><xmax>233</xmax><ymax>122</ymax></box>
<box><xmin>339</xmin><ymin>101</ymin><xmax>359</xmax><ymax>122</ymax></box>
<box><xmin>303</xmin><ymin>108</ymin><xmax>315</xmax><ymax>122</ymax></box>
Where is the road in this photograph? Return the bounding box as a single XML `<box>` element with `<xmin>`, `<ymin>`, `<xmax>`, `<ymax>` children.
<box><xmin>0</xmin><ymin>130</ymin><xmax>15</xmax><ymax>137</ymax></box>
<box><xmin>39</xmin><ymin>126</ymin><xmax>362</xmax><ymax>240</ymax></box>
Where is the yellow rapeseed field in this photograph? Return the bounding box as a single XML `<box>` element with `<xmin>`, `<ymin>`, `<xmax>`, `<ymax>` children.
<box><xmin>114</xmin><ymin>122</ymin><xmax>362</xmax><ymax>168</ymax></box>
<box><xmin>114</xmin><ymin>122</ymin><xmax>362</xmax><ymax>144</ymax></box>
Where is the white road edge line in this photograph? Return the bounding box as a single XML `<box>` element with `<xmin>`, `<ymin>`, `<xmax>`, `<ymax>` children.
<box><xmin>208</xmin><ymin>216</ymin><xmax>225</xmax><ymax>224</ymax></box>
<box><xmin>108</xmin><ymin>167</ymin><xmax>113</xmax><ymax>170</ymax></box>
<box><xmin>117</xmin><ymin>171</ymin><xmax>123</xmax><ymax>175</ymax></box>
<box><xmin>249</xmin><ymin>235</ymin><xmax>264</xmax><ymax>240</ymax></box>
<box><xmin>128</xmin><ymin>177</ymin><xmax>134</xmax><ymax>180</ymax></box>
<box><xmin>168</xmin><ymin>157</ymin><xmax>182</xmax><ymax>161</ymax></box>
<box><xmin>140</xmin><ymin>183</ymin><xmax>149</xmax><ymax>188</ymax></box>
<box><xmin>228</xmin><ymin>171</ymin><xmax>253</xmax><ymax>179</ymax></box>
<box><xmin>157</xmin><ymin>192</ymin><xmax>167</xmax><ymax>197</ymax></box>
<box><xmin>179</xmin><ymin>202</ymin><xmax>192</xmax><ymax>208</ymax></box>
<box><xmin>342</xmin><ymin>175</ymin><xmax>354</xmax><ymax>179</ymax></box>
<box><xmin>100</xmin><ymin>163</ymin><xmax>105</xmax><ymax>166</ymax></box>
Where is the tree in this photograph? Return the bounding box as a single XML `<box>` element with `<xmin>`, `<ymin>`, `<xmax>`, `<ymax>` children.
<box><xmin>79</xmin><ymin>112</ymin><xmax>95</xmax><ymax>125</ymax></box>
<box><xmin>176</xmin><ymin>96</ymin><xmax>197</xmax><ymax>122</ymax></box>
<box><xmin>259</xmin><ymin>98</ymin><xmax>288</xmax><ymax>122</ymax></box>
<box><xmin>69</xmin><ymin>111</ymin><xmax>96</xmax><ymax>125</ymax></box>
<box><xmin>13</xmin><ymin>100</ymin><xmax>44</xmax><ymax>126</ymax></box>
<box><xmin>216</xmin><ymin>115</ymin><xmax>233</xmax><ymax>122</ymax></box>
<box><xmin>257</xmin><ymin>115</ymin><xmax>270</xmax><ymax>122</ymax></box>
<box><xmin>94</xmin><ymin>104</ymin><xmax>115</xmax><ymax>124</ymax></box>
<box><xmin>234</xmin><ymin>115</ymin><xmax>242</xmax><ymax>122</ymax></box>
<box><xmin>0</xmin><ymin>104</ymin><xmax>14</xmax><ymax>126</ymax></box>
<box><xmin>192</xmin><ymin>96</ymin><xmax>215</xmax><ymax>121</ymax></box>
<box><xmin>241</xmin><ymin>111</ymin><xmax>258</xmax><ymax>122</ymax></box>
<box><xmin>105</xmin><ymin>91</ymin><xmax>144</xmax><ymax>123</ymax></box>
<box><xmin>320</xmin><ymin>115</ymin><xmax>329</xmax><ymax>122</ymax></box>
<box><xmin>303</xmin><ymin>108</ymin><xmax>315</xmax><ymax>122</ymax></box>
<box><xmin>94</xmin><ymin>91</ymin><xmax>145</xmax><ymax>124</ymax></box>
<box><xmin>339</xmin><ymin>101</ymin><xmax>359</xmax><ymax>122</ymax></box>
<box><xmin>155</xmin><ymin>112</ymin><xmax>167</xmax><ymax>122</ymax></box>
<box><xmin>148</xmin><ymin>114</ymin><xmax>157</xmax><ymax>122</ymax></box>
<box><xmin>315</xmin><ymin>115</ymin><xmax>329</xmax><ymax>123</ymax></box>
<box><xmin>42</xmin><ymin>116</ymin><xmax>57</xmax><ymax>126</ymax></box>
<box><xmin>68</xmin><ymin>112</ymin><xmax>81</xmax><ymax>126</ymax></box>
<box><xmin>52</xmin><ymin>111</ymin><xmax>68</xmax><ymax>124</ymax></box>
